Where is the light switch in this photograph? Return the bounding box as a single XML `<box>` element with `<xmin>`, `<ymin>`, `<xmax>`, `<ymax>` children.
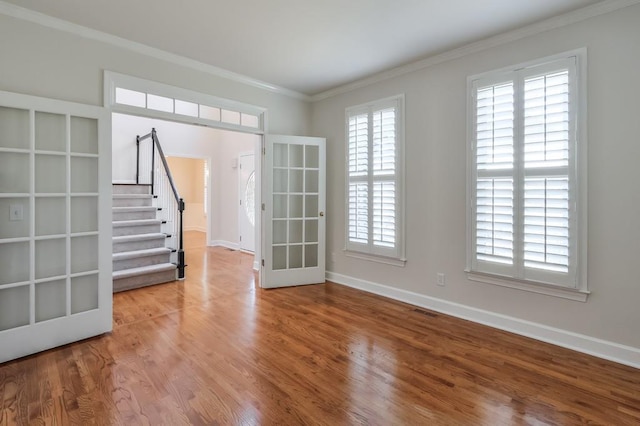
<box><xmin>10</xmin><ymin>204</ymin><xmax>23</xmax><ymax>221</ymax></box>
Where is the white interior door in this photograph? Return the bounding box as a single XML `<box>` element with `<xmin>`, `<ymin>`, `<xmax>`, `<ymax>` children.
<box><xmin>238</xmin><ymin>152</ymin><xmax>255</xmax><ymax>252</ymax></box>
<box><xmin>0</xmin><ymin>91</ymin><xmax>111</xmax><ymax>363</ymax></box>
<box><xmin>262</xmin><ymin>135</ymin><xmax>325</xmax><ymax>288</ymax></box>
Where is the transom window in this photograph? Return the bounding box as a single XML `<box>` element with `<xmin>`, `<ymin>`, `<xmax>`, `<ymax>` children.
<box><xmin>105</xmin><ymin>71</ymin><xmax>265</xmax><ymax>133</ymax></box>
<box><xmin>345</xmin><ymin>95</ymin><xmax>405</xmax><ymax>263</ymax></box>
<box><xmin>467</xmin><ymin>51</ymin><xmax>587</xmax><ymax>299</ymax></box>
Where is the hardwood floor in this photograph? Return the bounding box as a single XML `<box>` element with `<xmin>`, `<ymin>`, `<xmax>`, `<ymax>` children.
<box><xmin>1</xmin><ymin>231</ymin><xmax>639</xmax><ymax>425</ymax></box>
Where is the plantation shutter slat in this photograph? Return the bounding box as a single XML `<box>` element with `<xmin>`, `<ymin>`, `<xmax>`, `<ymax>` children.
<box><xmin>372</xmin><ymin>181</ymin><xmax>396</xmax><ymax>247</ymax></box>
<box><xmin>474</xmin><ymin>82</ymin><xmax>515</xmax><ymax>269</ymax></box>
<box><xmin>348</xmin><ymin>182</ymin><xmax>369</xmax><ymax>244</ymax></box>
<box><xmin>349</xmin><ymin>113</ymin><xmax>369</xmax><ymax>177</ymax></box>
<box><xmin>476</xmin><ymin>178</ymin><xmax>514</xmax><ymax>265</ymax></box>
<box><xmin>522</xmin><ymin>69</ymin><xmax>571</xmax><ymax>275</ymax></box>
<box><xmin>472</xmin><ymin>57</ymin><xmax>577</xmax><ymax>288</ymax></box>
<box><xmin>373</xmin><ymin>108</ymin><xmax>396</xmax><ymax>176</ymax></box>
<box><xmin>524</xmin><ymin>71</ymin><xmax>570</xmax><ymax>169</ymax></box>
<box><xmin>476</xmin><ymin>84</ymin><xmax>514</xmax><ymax>171</ymax></box>
<box><xmin>347</xmin><ymin>97</ymin><xmax>401</xmax><ymax>258</ymax></box>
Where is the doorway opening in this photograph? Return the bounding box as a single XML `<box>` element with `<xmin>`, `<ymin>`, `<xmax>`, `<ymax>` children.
<box><xmin>106</xmin><ymin>72</ymin><xmax>326</xmax><ymax>290</ymax></box>
<box><xmin>165</xmin><ymin>156</ymin><xmax>207</xmax><ymax>235</ymax></box>
<box><xmin>112</xmin><ymin>112</ymin><xmax>261</xmax><ymax>271</ymax></box>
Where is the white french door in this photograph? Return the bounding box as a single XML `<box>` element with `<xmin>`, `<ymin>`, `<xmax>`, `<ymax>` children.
<box><xmin>0</xmin><ymin>91</ymin><xmax>111</xmax><ymax>363</ymax></box>
<box><xmin>262</xmin><ymin>135</ymin><xmax>326</xmax><ymax>288</ymax></box>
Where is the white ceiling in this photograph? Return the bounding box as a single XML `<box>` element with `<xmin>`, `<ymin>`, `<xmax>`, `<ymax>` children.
<box><xmin>4</xmin><ymin>0</ymin><xmax>607</xmax><ymax>96</ymax></box>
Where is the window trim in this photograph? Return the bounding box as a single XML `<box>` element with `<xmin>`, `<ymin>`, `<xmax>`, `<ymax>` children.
<box><xmin>344</xmin><ymin>94</ymin><xmax>406</xmax><ymax>264</ymax></box>
<box><xmin>466</xmin><ymin>49</ymin><xmax>588</xmax><ymax>300</ymax></box>
<box><xmin>104</xmin><ymin>71</ymin><xmax>266</xmax><ymax>134</ymax></box>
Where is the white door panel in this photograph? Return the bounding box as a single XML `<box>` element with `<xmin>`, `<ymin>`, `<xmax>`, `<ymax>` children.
<box><xmin>262</xmin><ymin>135</ymin><xmax>325</xmax><ymax>288</ymax></box>
<box><xmin>0</xmin><ymin>91</ymin><xmax>111</xmax><ymax>363</ymax></box>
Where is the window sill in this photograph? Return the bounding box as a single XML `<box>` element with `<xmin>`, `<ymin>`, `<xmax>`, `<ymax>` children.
<box><xmin>466</xmin><ymin>271</ymin><xmax>589</xmax><ymax>302</ymax></box>
<box><xmin>344</xmin><ymin>250</ymin><xmax>406</xmax><ymax>267</ymax></box>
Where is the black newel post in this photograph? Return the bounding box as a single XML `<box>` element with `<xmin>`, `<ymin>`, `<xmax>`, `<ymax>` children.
<box><xmin>177</xmin><ymin>198</ymin><xmax>186</xmax><ymax>279</ymax></box>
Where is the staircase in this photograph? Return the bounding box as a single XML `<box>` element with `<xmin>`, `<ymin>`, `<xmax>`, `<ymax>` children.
<box><xmin>112</xmin><ymin>184</ymin><xmax>177</xmax><ymax>292</ymax></box>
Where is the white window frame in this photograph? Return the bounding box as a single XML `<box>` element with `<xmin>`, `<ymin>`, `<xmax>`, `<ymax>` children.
<box><xmin>466</xmin><ymin>49</ymin><xmax>588</xmax><ymax>301</ymax></box>
<box><xmin>345</xmin><ymin>95</ymin><xmax>406</xmax><ymax>266</ymax></box>
<box><xmin>104</xmin><ymin>71</ymin><xmax>266</xmax><ymax>134</ymax></box>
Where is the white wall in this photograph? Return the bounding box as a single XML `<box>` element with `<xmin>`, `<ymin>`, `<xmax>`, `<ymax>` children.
<box><xmin>311</xmin><ymin>4</ymin><xmax>640</xmax><ymax>354</ymax></box>
<box><xmin>0</xmin><ymin>13</ymin><xmax>310</xmax><ymax>135</ymax></box>
<box><xmin>166</xmin><ymin>157</ymin><xmax>206</xmax><ymax>232</ymax></box>
<box><xmin>213</xmin><ymin>133</ymin><xmax>255</xmax><ymax>246</ymax></box>
<box><xmin>112</xmin><ymin>113</ymin><xmax>259</xmax><ymax>247</ymax></box>
<box><xmin>0</xmin><ymin>6</ymin><xmax>306</xmax><ymax>279</ymax></box>
<box><xmin>5</xmin><ymin>2</ymin><xmax>640</xmax><ymax>364</ymax></box>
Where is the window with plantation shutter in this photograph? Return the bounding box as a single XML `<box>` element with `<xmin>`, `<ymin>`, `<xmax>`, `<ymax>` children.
<box><xmin>346</xmin><ymin>95</ymin><xmax>405</xmax><ymax>262</ymax></box>
<box><xmin>467</xmin><ymin>52</ymin><xmax>587</xmax><ymax>299</ymax></box>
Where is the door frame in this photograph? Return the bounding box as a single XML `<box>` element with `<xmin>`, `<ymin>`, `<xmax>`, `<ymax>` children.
<box><xmin>104</xmin><ymin>72</ymin><xmax>265</xmax><ymax>275</ymax></box>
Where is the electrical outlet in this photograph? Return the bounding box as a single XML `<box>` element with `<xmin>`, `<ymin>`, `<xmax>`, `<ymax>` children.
<box><xmin>9</xmin><ymin>204</ymin><xmax>23</xmax><ymax>221</ymax></box>
<box><xmin>436</xmin><ymin>273</ymin><xmax>446</xmax><ymax>287</ymax></box>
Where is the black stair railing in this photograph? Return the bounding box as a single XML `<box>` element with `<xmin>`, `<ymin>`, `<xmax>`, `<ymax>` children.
<box><xmin>136</xmin><ymin>128</ymin><xmax>185</xmax><ymax>279</ymax></box>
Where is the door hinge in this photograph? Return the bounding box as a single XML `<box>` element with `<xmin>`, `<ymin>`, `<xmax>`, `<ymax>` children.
<box><xmin>262</xmin><ymin>146</ymin><xmax>266</xmax><ymax>155</ymax></box>
<box><xmin>261</xmin><ymin>203</ymin><xmax>265</xmax><ymax>211</ymax></box>
<box><xmin>261</xmin><ymin>259</ymin><xmax>265</xmax><ymax>267</ymax></box>
<box><xmin>240</xmin><ymin>236</ymin><xmax>242</xmax><ymax>241</ymax></box>
<box><xmin>239</xmin><ymin>199</ymin><xmax>242</xmax><ymax>205</ymax></box>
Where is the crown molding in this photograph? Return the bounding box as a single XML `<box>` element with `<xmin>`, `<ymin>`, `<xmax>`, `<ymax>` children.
<box><xmin>0</xmin><ymin>1</ymin><xmax>311</xmax><ymax>101</ymax></box>
<box><xmin>2</xmin><ymin>0</ymin><xmax>638</xmax><ymax>104</ymax></box>
<box><xmin>310</xmin><ymin>0</ymin><xmax>640</xmax><ymax>102</ymax></box>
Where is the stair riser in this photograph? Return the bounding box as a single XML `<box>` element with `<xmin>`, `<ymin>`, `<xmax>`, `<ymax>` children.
<box><xmin>113</xmin><ymin>238</ymin><xmax>166</xmax><ymax>253</ymax></box>
<box><xmin>113</xmin><ymin>253</ymin><xmax>171</xmax><ymax>271</ymax></box>
<box><xmin>112</xmin><ymin>185</ymin><xmax>151</xmax><ymax>195</ymax></box>
<box><xmin>113</xmin><ymin>224</ymin><xmax>161</xmax><ymax>237</ymax></box>
<box><xmin>113</xmin><ymin>269</ymin><xmax>176</xmax><ymax>293</ymax></box>
<box><xmin>113</xmin><ymin>211</ymin><xmax>157</xmax><ymax>221</ymax></box>
<box><xmin>111</xmin><ymin>184</ymin><xmax>174</xmax><ymax>293</ymax></box>
<box><xmin>113</xmin><ymin>197</ymin><xmax>153</xmax><ymax>208</ymax></box>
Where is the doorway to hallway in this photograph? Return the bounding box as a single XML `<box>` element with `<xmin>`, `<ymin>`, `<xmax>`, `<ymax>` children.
<box><xmin>112</xmin><ymin>113</ymin><xmax>261</xmax><ymax>265</ymax></box>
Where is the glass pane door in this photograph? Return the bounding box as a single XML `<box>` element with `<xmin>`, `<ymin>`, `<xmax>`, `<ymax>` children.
<box><xmin>263</xmin><ymin>135</ymin><xmax>325</xmax><ymax>288</ymax></box>
<box><xmin>0</xmin><ymin>91</ymin><xmax>110</xmax><ymax>363</ymax></box>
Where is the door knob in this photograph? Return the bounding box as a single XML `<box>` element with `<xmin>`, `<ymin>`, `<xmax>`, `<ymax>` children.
<box><xmin>319</xmin><ymin>211</ymin><xmax>324</xmax><ymax>217</ymax></box>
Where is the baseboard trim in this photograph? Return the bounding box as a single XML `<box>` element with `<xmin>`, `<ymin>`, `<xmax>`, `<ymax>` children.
<box><xmin>209</xmin><ymin>240</ymin><xmax>239</xmax><ymax>250</ymax></box>
<box><xmin>326</xmin><ymin>271</ymin><xmax>640</xmax><ymax>369</ymax></box>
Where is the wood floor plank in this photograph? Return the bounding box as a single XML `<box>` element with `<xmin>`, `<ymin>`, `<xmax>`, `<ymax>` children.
<box><xmin>1</xmin><ymin>231</ymin><xmax>640</xmax><ymax>425</ymax></box>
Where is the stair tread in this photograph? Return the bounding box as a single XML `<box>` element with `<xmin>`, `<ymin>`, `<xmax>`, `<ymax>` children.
<box><xmin>113</xmin><ymin>194</ymin><xmax>153</xmax><ymax>199</ymax></box>
<box><xmin>113</xmin><ymin>247</ymin><xmax>171</xmax><ymax>260</ymax></box>
<box><xmin>113</xmin><ymin>233</ymin><xmax>167</xmax><ymax>243</ymax></box>
<box><xmin>113</xmin><ymin>206</ymin><xmax>157</xmax><ymax>212</ymax></box>
<box><xmin>113</xmin><ymin>263</ymin><xmax>176</xmax><ymax>280</ymax></box>
<box><xmin>113</xmin><ymin>219</ymin><xmax>162</xmax><ymax>227</ymax></box>
<box><xmin>112</xmin><ymin>183</ymin><xmax>152</xmax><ymax>186</ymax></box>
